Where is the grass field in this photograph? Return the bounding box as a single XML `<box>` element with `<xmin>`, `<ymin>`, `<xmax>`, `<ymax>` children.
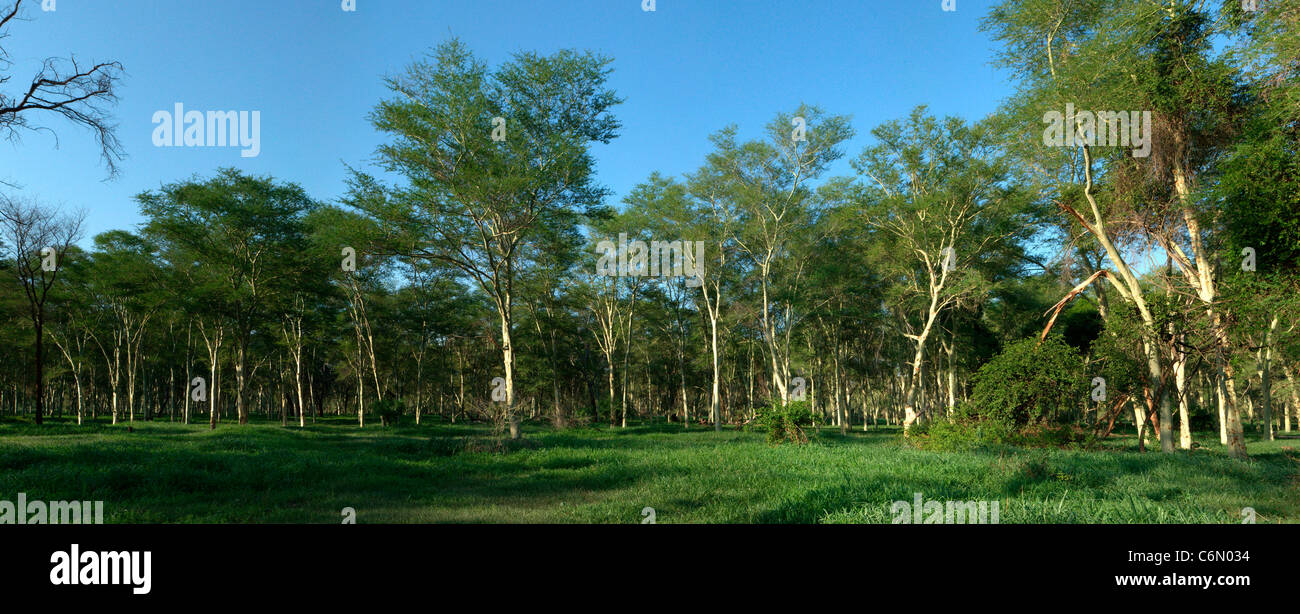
<box><xmin>1</xmin><ymin>416</ymin><xmax>1296</xmax><ymax>523</ymax></box>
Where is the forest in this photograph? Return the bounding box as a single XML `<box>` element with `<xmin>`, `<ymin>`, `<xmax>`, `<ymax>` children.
<box><xmin>1</xmin><ymin>0</ymin><xmax>1298</xmax><ymax>524</ymax></box>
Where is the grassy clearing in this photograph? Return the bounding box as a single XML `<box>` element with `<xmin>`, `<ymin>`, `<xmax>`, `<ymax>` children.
<box><xmin>0</xmin><ymin>416</ymin><xmax>1296</xmax><ymax>523</ymax></box>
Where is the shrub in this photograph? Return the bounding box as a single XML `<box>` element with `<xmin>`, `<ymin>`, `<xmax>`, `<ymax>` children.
<box><xmin>1016</xmin><ymin>424</ymin><xmax>1095</xmax><ymax>449</ymax></box>
<box><xmin>906</xmin><ymin>401</ymin><xmax>1016</xmax><ymax>451</ymax></box>
<box><xmin>968</xmin><ymin>335</ymin><xmax>1087</xmax><ymax>427</ymax></box>
<box><xmin>908</xmin><ymin>397</ymin><xmax>1097</xmax><ymax>452</ymax></box>
<box><xmin>373</xmin><ymin>398</ymin><xmax>406</xmax><ymax>427</ymax></box>
<box><xmin>755</xmin><ymin>400</ymin><xmax>813</xmax><ymax>445</ymax></box>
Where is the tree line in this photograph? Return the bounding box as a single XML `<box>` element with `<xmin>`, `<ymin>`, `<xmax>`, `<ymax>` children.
<box><xmin>2</xmin><ymin>0</ymin><xmax>1298</xmax><ymax>458</ymax></box>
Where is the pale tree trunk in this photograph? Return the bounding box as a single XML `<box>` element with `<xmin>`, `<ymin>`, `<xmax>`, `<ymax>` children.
<box><xmin>1260</xmin><ymin>315</ymin><xmax>1278</xmax><ymax>441</ymax></box>
<box><xmin>126</xmin><ymin>318</ymin><xmax>150</xmax><ymax>423</ymax></box>
<box><xmin>619</xmin><ymin>283</ymin><xmax>639</xmax><ymax>428</ymax></box>
<box><xmin>1283</xmin><ymin>363</ymin><xmax>1298</xmax><ymax>432</ymax></box>
<box><xmin>354</xmin><ymin>340</ymin><xmax>365</xmax><ymax>429</ymax></box>
<box><xmin>344</xmin><ymin>278</ymin><xmax>371</xmax><ymax>428</ymax></box>
<box><xmin>198</xmin><ymin>321</ymin><xmax>224</xmax><ymax>430</ymax></box>
<box><xmin>234</xmin><ymin>341</ymin><xmax>248</xmax><ymax>425</ymax></box>
<box><xmin>183</xmin><ymin>322</ymin><xmax>192</xmax><ymax>425</ymax></box>
<box><xmin>282</xmin><ymin>313</ymin><xmax>307</xmax><ymax>429</ymax></box>
<box><xmin>697</xmin><ymin>277</ymin><xmax>723</xmax><ymax>432</ymax></box>
<box><xmin>834</xmin><ymin>337</ymin><xmax>846</xmax><ymax>434</ymax></box>
<box><xmin>1056</xmin><ymin>146</ymin><xmax>1172</xmax><ymax>452</ymax></box>
<box><xmin>944</xmin><ymin>338</ymin><xmax>957</xmax><ymax>416</ymax></box>
<box><xmin>589</xmin><ymin>282</ymin><xmax>621</xmax><ymax>428</ymax></box>
<box><xmin>604</xmin><ymin>350</ymin><xmax>615</xmax><ymax>425</ymax></box>
<box><xmin>51</xmin><ymin>334</ymin><xmax>84</xmax><ymax>426</ymax></box>
<box><xmin>902</xmin><ymin>304</ymin><xmax>940</xmax><ymax>432</ymax></box>
<box><xmin>498</xmin><ymin>303</ymin><xmax>520</xmax><ymax>440</ymax></box>
<box><xmin>757</xmin><ymin>258</ymin><xmax>789</xmax><ymax>404</ymax></box>
<box><xmin>99</xmin><ymin>339</ymin><xmax>122</xmax><ymax>425</ymax></box>
<box><xmin>1143</xmin><ymin>336</ymin><xmax>1173</xmax><ymax>452</ymax></box>
<box><xmin>295</xmin><ymin>351</ymin><xmax>305</xmax><ymax>429</ymax></box>
<box><xmin>414</xmin><ymin>334</ymin><xmax>425</xmax><ymax>426</ymax></box>
<box><xmin>708</xmin><ymin>307</ymin><xmax>721</xmax><ymax>431</ymax></box>
<box><xmin>1166</xmin><ymin>164</ymin><xmax>1244</xmax><ymax>457</ymax></box>
<box><xmin>1174</xmin><ymin>339</ymin><xmax>1191</xmax><ymax>450</ymax></box>
<box><xmin>1222</xmin><ymin>365</ymin><xmax>1246</xmax><ymax>455</ymax></box>
<box><xmin>364</xmin><ymin>314</ymin><xmax>383</xmax><ymax>405</ymax></box>
<box><xmin>678</xmin><ymin>337</ymin><xmax>689</xmax><ymax>427</ymax></box>
<box><xmin>1216</xmin><ymin>372</ymin><xmax>1228</xmax><ymax>444</ymax></box>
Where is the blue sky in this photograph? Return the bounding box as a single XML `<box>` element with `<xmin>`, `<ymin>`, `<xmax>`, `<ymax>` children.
<box><xmin>3</xmin><ymin>0</ymin><xmax>1011</xmax><ymax>245</ymax></box>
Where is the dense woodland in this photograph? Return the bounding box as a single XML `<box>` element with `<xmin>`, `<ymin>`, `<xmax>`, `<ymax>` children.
<box><xmin>2</xmin><ymin>0</ymin><xmax>1299</xmax><ymax>460</ymax></box>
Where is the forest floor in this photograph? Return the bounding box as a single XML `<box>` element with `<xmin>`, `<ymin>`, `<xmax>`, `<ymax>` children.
<box><xmin>1</xmin><ymin>416</ymin><xmax>1296</xmax><ymax>523</ymax></box>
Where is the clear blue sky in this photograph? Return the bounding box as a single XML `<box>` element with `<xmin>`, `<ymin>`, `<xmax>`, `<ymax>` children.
<box><xmin>3</xmin><ymin>0</ymin><xmax>1011</xmax><ymax>245</ymax></box>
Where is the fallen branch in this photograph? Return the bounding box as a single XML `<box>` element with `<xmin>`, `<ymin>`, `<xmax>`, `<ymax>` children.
<box><xmin>1040</xmin><ymin>269</ymin><xmax>1110</xmax><ymax>343</ymax></box>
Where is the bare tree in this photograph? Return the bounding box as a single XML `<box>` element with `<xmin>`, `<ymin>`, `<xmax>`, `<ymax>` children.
<box><xmin>0</xmin><ymin>0</ymin><xmax>124</xmax><ymax>178</ymax></box>
<box><xmin>0</xmin><ymin>195</ymin><xmax>84</xmax><ymax>424</ymax></box>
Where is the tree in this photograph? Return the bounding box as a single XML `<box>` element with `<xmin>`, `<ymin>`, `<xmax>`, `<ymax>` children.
<box><xmin>46</xmin><ymin>247</ymin><xmax>92</xmax><ymax>425</ymax></box>
<box><xmin>139</xmin><ymin>169</ymin><xmax>319</xmax><ymax>426</ymax></box>
<box><xmin>983</xmin><ymin>0</ymin><xmax>1249</xmax><ymax>455</ymax></box>
<box><xmin>350</xmin><ymin>39</ymin><xmax>620</xmax><ymax>439</ymax></box>
<box><xmin>854</xmin><ymin>108</ymin><xmax>1033</xmax><ymax>431</ymax></box>
<box><xmin>0</xmin><ymin>196</ymin><xmax>83</xmax><ymax>424</ymax></box>
<box><xmin>693</xmin><ymin>106</ymin><xmax>853</xmax><ymax>405</ymax></box>
<box><xmin>84</xmin><ymin>230</ymin><xmax>163</xmax><ymax>424</ymax></box>
<box><xmin>0</xmin><ymin>0</ymin><xmax>123</xmax><ymax>177</ymax></box>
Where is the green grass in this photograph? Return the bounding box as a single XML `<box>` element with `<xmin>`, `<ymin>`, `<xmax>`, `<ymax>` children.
<box><xmin>0</xmin><ymin>416</ymin><xmax>1296</xmax><ymax>523</ymax></box>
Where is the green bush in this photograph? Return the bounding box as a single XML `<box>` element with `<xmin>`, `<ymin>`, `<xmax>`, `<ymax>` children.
<box><xmin>374</xmin><ymin>398</ymin><xmax>406</xmax><ymax>427</ymax></box>
<box><xmin>968</xmin><ymin>335</ymin><xmax>1087</xmax><ymax>426</ymax></box>
<box><xmin>1015</xmin><ymin>424</ymin><xmax>1096</xmax><ymax>449</ymax></box>
<box><xmin>906</xmin><ymin>401</ymin><xmax>1016</xmax><ymax>451</ymax></box>
<box><xmin>755</xmin><ymin>400</ymin><xmax>813</xmax><ymax>445</ymax></box>
<box><xmin>909</xmin><ymin>401</ymin><xmax>1101</xmax><ymax>451</ymax></box>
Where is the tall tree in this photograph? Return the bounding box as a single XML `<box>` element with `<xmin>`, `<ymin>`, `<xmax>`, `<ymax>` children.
<box><xmin>692</xmin><ymin>106</ymin><xmax>853</xmax><ymax>404</ymax></box>
<box><xmin>139</xmin><ymin>169</ymin><xmax>319</xmax><ymax>426</ymax></box>
<box><xmin>0</xmin><ymin>0</ymin><xmax>123</xmax><ymax>177</ymax></box>
<box><xmin>350</xmin><ymin>39</ymin><xmax>620</xmax><ymax>439</ymax></box>
<box><xmin>854</xmin><ymin>108</ymin><xmax>1032</xmax><ymax>431</ymax></box>
<box><xmin>0</xmin><ymin>196</ymin><xmax>83</xmax><ymax>424</ymax></box>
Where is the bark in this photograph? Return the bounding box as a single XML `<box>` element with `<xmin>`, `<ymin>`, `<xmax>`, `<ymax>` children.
<box><xmin>1260</xmin><ymin>315</ymin><xmax>1278</xmax><ymax>441</ymax></box>
<box><xmin>1054</xmin><ymin>145</ymin><xmax>1172</xmax><ymax>452</ymax></box>
<box><xmin>1284</xmin><ymin>364</ymin><xmax>1298</xmax><ymax>432</ymax></box>
<box><xmin>1174</xmin><ymin>339</ymin><xmax>1191</xmax><ymax>450</ymax></box>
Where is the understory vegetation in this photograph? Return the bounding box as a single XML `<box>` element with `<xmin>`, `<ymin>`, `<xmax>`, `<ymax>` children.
<box><xmin>1</xmin><ymin>0</ymin><xmax>1299</xmax><ymax>526</ymax></box>
<box><xmin>0</xmin><ymin>416</ymin><xmax>1294</xmax><ymax>523</ymax></box>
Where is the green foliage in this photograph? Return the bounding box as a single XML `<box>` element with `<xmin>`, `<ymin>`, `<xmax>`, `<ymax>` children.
<box><xmin>1217</xmin><ymin>127</ymin><xmax>1300</xmax><ymax>275</ymax></box>
<box><xmin>754</xmin><ymin>400</ymin><xmax>813</xmax><ymax>445</ymax></box>
<box><xmin>910</xmin><ymin>336</ymin><xmax>1092</xmax><ymax>451</ymax></box>
<box><xmin>374</xmin><ymin>398</ymin><xmax>406</xmax><ymax>427</ymax></box>
<box><xmin>909</xmin><ymin>402</ymin><xmax>1095</xmax><ymax>452</ymax></box>
<box><xmin>1</xmin><ymin>417</ymin><xmax>1294</xmax><ymax>523</ymax></box>
<box><xmin>907</xmin><ymin>404</ymin><xmax>1016</xmax><ymax>451</ymax></box>
<box><xmin>968</xmin><ymin>335</ymin><xmax>1087</xmax><ymax>427</ymax></box>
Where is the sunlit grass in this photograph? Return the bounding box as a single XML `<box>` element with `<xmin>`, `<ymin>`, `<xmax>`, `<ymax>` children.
<box><xmin>0</xmin><ymin>416</ymin><xmax>1295</xmax><ymax>523</ymax></box>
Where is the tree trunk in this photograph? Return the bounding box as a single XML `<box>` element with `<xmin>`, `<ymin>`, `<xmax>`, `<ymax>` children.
<box><xmin>1261</xmin><ymin>315</ymin><xmax>1277</xmax><ymax>441</ymax></box>
<box><xmin>499</xmin><ymin>308</ymin><xmax>520</xmax><ymax>440</ymax></box>
<box><xmin>1174</xmin><ymin>337</ymin><xmax>1191</xmax><ymax>450</ymax></box>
